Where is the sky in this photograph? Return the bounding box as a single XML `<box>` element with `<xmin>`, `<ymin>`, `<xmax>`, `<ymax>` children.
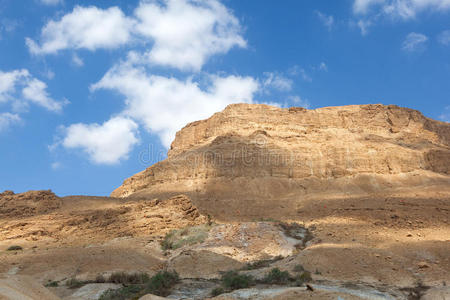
<box><xmin>0</xmin><ymin>0</ymin><xmax>449</xmax><ymax>196</ymax></box>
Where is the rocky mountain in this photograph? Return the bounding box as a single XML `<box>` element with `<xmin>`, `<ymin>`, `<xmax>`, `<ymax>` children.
<box><xmin>112</xmin><ymin>103</ymin><xmax>450</xmax><ymax>219</ymax></box>
<box><xmin>1</xmin><ymin>104</ymin><xmax>449</xmax><ymax>300</ymax></box>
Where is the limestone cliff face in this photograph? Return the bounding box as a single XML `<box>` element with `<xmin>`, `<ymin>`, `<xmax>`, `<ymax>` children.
<box><xmin>111</xmin><ymin>104</ymin><xmax>450</xmax><ymax>218</ymax></box>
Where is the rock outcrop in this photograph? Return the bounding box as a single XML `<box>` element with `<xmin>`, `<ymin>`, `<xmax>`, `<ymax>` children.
<box><xmin>111</xmin><ymin>104</ymin><xmax>450</xmax><ymax>219</ymax></box>
<box><xmin>0</xmin><ymin>190</ymin><xmax>61</xmax><ymax>218</ymax></box>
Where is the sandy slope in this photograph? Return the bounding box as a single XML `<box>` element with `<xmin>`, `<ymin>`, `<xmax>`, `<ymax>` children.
<box><xmin>0</xmin><ymin>186</ymin><xmax>449</xmax><ymax>299</ymax></box>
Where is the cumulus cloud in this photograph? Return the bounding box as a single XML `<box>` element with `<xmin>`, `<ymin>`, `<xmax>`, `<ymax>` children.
<box><xmin>90</xmin><ymin>62</ymin><xmax>258</xmax><ymax>147</ymax></box>
<box><xmin>0</xmin><ymin>69</ymin><xmax>67</xmax><ymax>112</ymax></box>
<box><xmin>262</xmin><ymin>72</ymin><xmax>293</xmax><ymax>92</ymax></box>
<box><xmin>135</xmin><ymin>0</ymin><xmax>246</xmax><ymax>71</ymax></box>
<box><xmin>0</xmin><ymin>69</ymin><xmax>29</xmax><ymax>102</ymax></box>
<box><xmin>438</xmin><ymin>30</ymin><xmax>450</xmax><ymax>46</ymax></box>
<box><xmin>63</xmin><ymin>117</ymin><xmax>139</xmax><ymax>164</ymax></box>
<box><xmin>26</xmin><ymin>6</ymin><xmax>133</xmax><ymax>54</ymax></box>
<box><xmin>27</xmin><ymin>0</ymin><xmax>246</xmax><ymax>71</ymax></box>
<box><xmin>0</xmin><ymin>113</ymin><xmax>21</xmax><ymax>132</ymax></box>
<box><xmin>22</xmin><ymin>79</ymin><xmax>68</xmax><ymax>112</ymax></box>
<box><xmin>402</xmin><ymin>32</ymin><xmax>428</xmax><ymax>51</ymax></box>
<box><xmin>316</xmin><ymin>11</ymin><xmax>334</xmax><ymax>31</ymax></box>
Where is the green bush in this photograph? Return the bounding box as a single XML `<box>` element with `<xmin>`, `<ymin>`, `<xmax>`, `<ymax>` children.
<box><xmin>244</xmin><ymin>256</ymin><xmax>283</xmax><ymax>270</ymax></box>
<box><xmin>263</xmin><ymin>268</ymin><xmax>291</xmax><ymax>284</ymax></box>
<box><xmin>211</xmin><ymin>287</ymin><xmax>225</xmax><ymax>296</ymax></box>
<box><xmin>95</xmin><ymin>274</ymin><xmax>106</xmax><ymax>283</ymax></box>
<box><xmin>145</xmin><ymin>271</ymin><xmax>180</xmax><ymax>296</ymax></box>
<box><xmin>45</xmin><ymin>281</ymin><xmax>59</xmax><ymax>287</ymax></box>
<box><xmin>293</xmin><ymin>264</ymin><xmax>305</xmax><ymax>273</ymax></box>
<box><xmin>221</xmin><ymin>271</ymin><xmax>253</xmax><ymax>290</ymax></box>
<box><xmin>160</xmin><ymin>231</ymin><xmax>175</xmax><ymax>250</ymax></box>
<box><xmin>108</xmin><ymin>272</ymin><xmax>149</xmax><ymax>284</ymax></box>
<box><xmin>66</xmin><ymin>278</ymin><xmax>86</xmax><ymax>289</ymax></box>
<box><xmin>294</xmin><ymin>271</ymin><xmax>312</xmax><ymax>286</ymax></box>
<box><xmin>160</xmin><ymin>225</ymin><xmax>211</xmax><ymax>250</ymax></box>
<box><xmin>99</xmin><ymin>271</ymin><xmax>179</xmax><ymax>300</ymax></box>
<box><xmin>7</xmin><ymin>245</ymin><xmax>22</xmax><ymax>251</ymax></box>
<box><xmin>99</xmin><ymin>285</ymin><xmax>143</xmax><ymax>300</ymax></box>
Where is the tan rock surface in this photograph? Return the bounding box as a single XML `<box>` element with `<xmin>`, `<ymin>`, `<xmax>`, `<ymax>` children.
<box><xmin>0</xmin><ymin>190</ymin><xmax>61</xmax><ymax>218</ymax></box>
<box><xmin>0</xmin><ymin>103</ymin><xmax>449</xmax><ymax>299</ymax></box>
<box><xmin>0</xmin><ymin>194</ymin><xmax>205</xmax><ymax>282</ymax></box>
<box><xmin>0</xmin><ymin>275</ymin><xmax>60</xmax><ymax>300</ymax></box>
<box><xmin>111</xmin><ymin>104</ymin><xmax>450</xmax><ymax>220</ymax></box>
<box><xmin>139</xmin><ymin>294</ymin><xmax>170</xmax><ymax>300</ymax></box>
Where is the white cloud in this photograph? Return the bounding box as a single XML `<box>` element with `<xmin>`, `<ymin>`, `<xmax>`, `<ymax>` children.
<box><xmin>72</xmin><ymin>53</ymin><xmax>84</xmax><ymax>67</ymax></box>
<box><xmin>319</xmin><ymin>62</ymin><xmax>328</xmax><ymax>72</ymax></box>
<box><xmin>439</xmin><ymin>106</ymin><xmax>450</xmax><ymax>122</ymax></box>
<box><xmin>27</xmin><ymin>0</ymin><xmax>245</xmax><ymax>72</ymax></box>
<box><xmin>51</xmin><ymin>161</ymin><xmax>61</xmax><ymax>170</ymax></box>
<box><xmin>26</xmin><ymin>6</ymin><xmax>133</xmax><ymax>54</ymax></box>
<box><xmin>0</xmin><ymin>69</ymin><xmax>67</xmax><ymax>112</ymax></box>
<box><xmin>0</xmin><ymin>69</ymin><xmax>29</xmax><ymax>102</ymax></box>
<box><xmin>0</xmin><ymin>113</ymin><xmax>21</xmax><ymax>132</ymax></box>
<box><xmin>352</xmin><ymin>0</ymin><xmax>450</xmax><ymax>35</ymax></box>
<box><xmin>44</xmin><ymin>69</ymin><xmax>55</xmax><ymax>79</ymax></box>
<box><xmin>357</xmin><ymin>19</ymin><xmax>372</xmax><ymax>35</ymax></box>
<box><xmin>0</xmin><ymin>19</ymin><xmax>19</xmax><ymax>40</ymax></box>
<box><xmin>288</xmin><ymin>96</ymin><xmax>310</xmax><ymax>109</ymax></box>
<box><xmin>316</xmin><ymin>11</ymin><xmax>334</xmax><ymax>30</ymax></box>
<box><xmin>438</xmin><ymin>30</ymin><xmax>450</xmax><ymax>46</ymax></box>
<box><xmin>63</xmin><ymin>116</ymin><xmax>139</xmax><ymax>164</ymax></box>
<box><xmin>353</xmin><ymin>0</ymin><xmax>385</xmax><ymax>14</ymax></box>
<box><xmin>22</xmin><ymin>78</ymin><xmax>68</xmax><ymax>112</ymax></box>
<box><xmin>383</xmin><ymin>0</ymin><xmax>450</xmax><ymax>19</ymax></box>
<box><xmin>353</xmin><ymin>0</ymin><xmax>450</xmax><ymax>19</ymax></box>
<box><xmin>40</xmin><ymin>0</ymin><xmax>62</xmax><ymax>5</ymax></box>
<box><xmin>402</xmin><ymin>32</ymin><xmax>428</xmax><ymax>51</ymax></box>
<box><xmin>134</xmin><ymin>0</ymin><xmax>246</xmax><ymax>71</ymax></box>
<box><xmin>90</xmin><ymin>62</ymin><xmax>258</xmax><ymax>147</ymax></box>
<box><xmin>288</xmin><ymin>66</ymin><xmax>312</xmax><ymax>82</ymax></box>
<box><xmin>300</xmin><ymin>69</ymin><xmax>312</xmax><ymax>82</ymax></box>
<box><xmin>262</xmin><ymin>72</ymin><xmax>292</xmax><ymax>92</ymax></box>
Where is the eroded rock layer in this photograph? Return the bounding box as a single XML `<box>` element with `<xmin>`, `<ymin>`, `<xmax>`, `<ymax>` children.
<box><xmin>111</xmin><ymin>104</ymin><xmax>450</xmax><ymax>218</ymax></box>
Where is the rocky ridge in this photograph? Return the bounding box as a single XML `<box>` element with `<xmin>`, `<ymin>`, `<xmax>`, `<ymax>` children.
<box><xmin>111</xmin><ymin>103</ymin><xmax>450</xmax><ymax>219</ymax></box>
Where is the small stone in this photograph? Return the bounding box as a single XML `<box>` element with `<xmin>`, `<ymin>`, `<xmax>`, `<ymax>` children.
<box><xmin>406</xmin><ymin>233</ymin><xmax>413</xmax><ymax>237</ymax></box>
<box><xmin>418</xmin><ymin>262</ymin><xmax>429</xmax><ymax>269</ymax></box>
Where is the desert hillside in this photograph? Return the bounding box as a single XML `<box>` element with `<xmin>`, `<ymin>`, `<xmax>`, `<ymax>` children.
<box><xmin>0</xmin><ymin>104</ymin><xmax>449</xmax><ymax>300</ymax></box>
<box><xmin>112</xmin><ymin>104</ymin><xmax>450</xmax><ymax>220</ymax></box>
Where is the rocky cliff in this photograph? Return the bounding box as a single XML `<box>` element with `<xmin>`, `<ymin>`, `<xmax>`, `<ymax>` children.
<box><xmin>111</xmin><ymin>104</ymin><xmax>450</xmax><ymax>219</ymax></box>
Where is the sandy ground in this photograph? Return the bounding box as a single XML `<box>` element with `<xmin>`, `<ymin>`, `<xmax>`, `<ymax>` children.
<box><xmin>0</xmin><ymin>186</ymin><xmax>449</xmax><ymax>299</ymax></box>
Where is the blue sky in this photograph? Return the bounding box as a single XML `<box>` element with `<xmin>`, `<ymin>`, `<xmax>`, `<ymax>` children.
<box><xmin>0</xmin><ymin>0</ymin><xmax>449</xmax><ymax>196</ymax></box>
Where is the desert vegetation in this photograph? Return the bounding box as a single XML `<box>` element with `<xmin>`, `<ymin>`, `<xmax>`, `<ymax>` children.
<box><xmin>6</xmin><ymin>245</ymin><xmax>22</xmax><ymax>251</ymax></box>
<box><xmin>243</xmin><ymin>256</ymin><xmax>284</xmax><ymax>270</ymax></box>
<box><xmin>160</xmin><ymin>224</ymin><xmax>211</xmax><ymax>250</ymax></box>
<box><xmin>99</xmin><ymin>271</ymin><xmax>179</xmax><ymax>299</ymax></box>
